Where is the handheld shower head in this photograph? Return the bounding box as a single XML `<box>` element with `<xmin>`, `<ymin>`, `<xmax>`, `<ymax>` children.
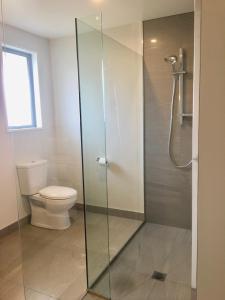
<box><xmin>164</xmin><ymin>55</ymin><xmax>177</xmax><ymax>65</ymax></box>
<box><xmin>164</xmin><ymin>56</ymin><xmax>177</xmax><ymax>72</ymax></box>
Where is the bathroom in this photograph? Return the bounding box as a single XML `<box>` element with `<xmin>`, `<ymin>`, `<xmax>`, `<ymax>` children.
<box><xmin>1</xmin><ymin>0</ymin><xmax>224</xmax><ymax>300</ymax></box>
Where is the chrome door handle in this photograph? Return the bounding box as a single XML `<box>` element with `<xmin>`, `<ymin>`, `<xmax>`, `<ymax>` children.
<box><xmin>96</xmin><ymin>157</ymin><xmax>108</xmax><ymax>166</ymax></box>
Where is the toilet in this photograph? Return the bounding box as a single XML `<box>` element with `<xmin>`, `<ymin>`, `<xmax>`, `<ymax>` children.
<box><xmin>16</xmin><ymin>160</ymin><xmax>77</xmax><ymax>230</ymax></box>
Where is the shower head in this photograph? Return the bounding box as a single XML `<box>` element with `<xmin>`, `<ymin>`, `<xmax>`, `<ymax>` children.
<box><xmin>164</xmin><ymin>55</ymin><xmax>177</xmax><ymax>73</ymax></box>
<box><xmin>164</xmin><ymin>56</ymin><xmax>177</xmax><ymax>65</ymax></box>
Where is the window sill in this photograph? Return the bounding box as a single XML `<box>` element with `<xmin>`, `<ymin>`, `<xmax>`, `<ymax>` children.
<box><xmin>8</xmin><ymin>127</ymin><xmax>43</xmax><ymax>133</ymax></box>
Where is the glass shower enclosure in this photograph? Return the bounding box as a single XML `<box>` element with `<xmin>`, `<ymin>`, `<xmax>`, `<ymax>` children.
<box><xmin>76</xmin><ymin>15</ymin><xmax>144</xmax><ymax>299</ymax></box>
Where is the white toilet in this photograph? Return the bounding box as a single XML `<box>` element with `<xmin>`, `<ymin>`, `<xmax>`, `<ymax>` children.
<box><xmin>16</xmin><ymin>160</ymin><xmax>77</xmax><ymax>230</ymax></box>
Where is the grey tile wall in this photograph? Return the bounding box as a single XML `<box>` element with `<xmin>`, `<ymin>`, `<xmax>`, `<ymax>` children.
<box><xmin>144</xmin><ymin>13</ymin><xmax>194</xmax><ymax>229</ymax></box>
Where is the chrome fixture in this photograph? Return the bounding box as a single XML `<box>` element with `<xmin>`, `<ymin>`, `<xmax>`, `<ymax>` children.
<box><xmin>165</xmin><ymin>48</ymin><xmax>192</xmax><ymax>169</ymax></box>
<box><xmin>164</xmin><ymin>56</ymin><xmax>177</xmax><ymax>72</ymax></box>
<box><xmin>96</xmin><ymin>157</ymin><xmax>108</xmax><ymax>166</ymax></box>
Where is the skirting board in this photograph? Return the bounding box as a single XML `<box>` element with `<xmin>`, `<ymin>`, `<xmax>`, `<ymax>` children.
<box><xmin>0</xmin><ymin>215</ymin><xmax>30</xmax><ymax>238</ymax></box>
<box><xmin>75</xmin><ymin>203</ymin><xmax>144</xmax><ymax>221</ymax></box>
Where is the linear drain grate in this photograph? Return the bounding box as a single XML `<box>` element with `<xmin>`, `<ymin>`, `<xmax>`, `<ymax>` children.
<box><xmin>152</xmin><ymin>271</ymin><xmax>167</xmax><ymax>281</ymax></box>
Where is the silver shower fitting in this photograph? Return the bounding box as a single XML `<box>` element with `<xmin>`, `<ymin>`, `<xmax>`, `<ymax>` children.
<box><xmin>164</xmin><ymin>55</ymin><xmax>177</xmax><ymax>73</ymax></box>
<box><xmin>164</xmin><ymin>55</ymin><xmax>177</xmax><ymax>65</ymax></box>
<box><xmin>165</xmin><ymin>48</ymin><xmax>192</xmax><ymax>169</ymax></box>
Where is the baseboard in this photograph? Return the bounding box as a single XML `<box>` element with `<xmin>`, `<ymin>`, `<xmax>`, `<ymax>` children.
<box><xmin>74</xmin><ymin>203</ymin><xmax>144</xmax><ymax>221</ymax></box>
<box><xmin>19</xmin><ymin>215</ymin><xmax>31</xmax><ymax>227</ymax></box>
<box><xmin>0</xmin><ymin>215</ymin><xmax>30</xmax><ymax>238</ymax></box>
<box><xmin>107</xmin><ymin>207</ymin><xmax>144</xmax><ymax>221</ymax></box>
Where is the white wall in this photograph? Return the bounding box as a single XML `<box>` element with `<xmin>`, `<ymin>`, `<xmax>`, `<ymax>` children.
<box><xmin>0</xmin><ymin>51</ymin><xmax>18</xmax><ymax>230</ymax></box>
<box><xmin>49</xmin><ymin>37</ymin><xmax>83</xmax><ymax>203</ymax></box>
<box><xmin>0</xmin><ymin>25</ymin><xmax>84</xmax><ymax>228</ymax></box>
<box><xmin>104</xmin><ymin>22</ymin><xmax>143</xmax><ymax>56</ymax></box>
<box><xmin>105</xmin><ymin>23</ymin><xmax>144</xmax><ymax>213</ymax></box>
<box><xmin>77</xmin><ymin>22</ymin><xmax>144</xmax><ymax>213</ymax></box>
<box><xmin>2</xmin><ymin>24</ymin><xmax>56</xmax><ymax>220</ymax></box>
<box><xmin>104</xmin><ymin>35</ymin><xmax>144</xmax><ymax>213</ymax></box>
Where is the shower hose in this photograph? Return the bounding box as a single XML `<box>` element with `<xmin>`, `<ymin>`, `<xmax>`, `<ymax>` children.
<box><xmin>168</xmin><ymin>74</ymin><xmax>192</xmax><ymax>169</ymax></box>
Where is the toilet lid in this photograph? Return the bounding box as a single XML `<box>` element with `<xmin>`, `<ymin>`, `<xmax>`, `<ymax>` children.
<box><xmin>39</xmin><ymin>186</ymin><xmax>77</xmax><ymax>200</ymax></box>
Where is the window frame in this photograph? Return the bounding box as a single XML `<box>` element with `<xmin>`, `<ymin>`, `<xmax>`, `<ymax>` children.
<box><xmin>2</xmin><ymin>46</ymin><xmax>37</xmax><ymax>130</ymax></box>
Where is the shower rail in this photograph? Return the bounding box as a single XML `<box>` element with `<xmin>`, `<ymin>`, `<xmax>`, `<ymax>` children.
<box><xmin>177</xmin><ymin>48</ymin><xmax>193</xmax><ymax>125</ymax></box>
<box><xmin>165</xmin><ymin>48</ymin><xmax>192</xmax><ymax>169</ymax></box>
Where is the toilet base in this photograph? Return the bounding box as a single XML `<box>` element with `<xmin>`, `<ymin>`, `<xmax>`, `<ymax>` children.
<box><xmin>31</xmin><ymin>205</ymin><xmax>71</xmax><ymax>230</ymax></box>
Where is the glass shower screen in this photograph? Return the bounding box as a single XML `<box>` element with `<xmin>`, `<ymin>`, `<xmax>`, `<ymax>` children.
<box><xmin>75</xmin><ymin>17</ymin><xmax>111</xmax><ymax>299</ymax></box>
<box><xmin>76</xmin><ymin>14</ymin><xmax>144</xmax><ymax>300</ymax></box>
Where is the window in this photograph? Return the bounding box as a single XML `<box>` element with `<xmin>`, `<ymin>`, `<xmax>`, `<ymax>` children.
<box><xmin>2</xmin><ymin>47</ymin><xmax>41</xmax><ymax>130</ymax></box>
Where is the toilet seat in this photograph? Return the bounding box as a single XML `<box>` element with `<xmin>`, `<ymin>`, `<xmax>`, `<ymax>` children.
<box><xmin>39</xmin><ymin>186</ymin><xmax>77</xmax><ymax>200</ymax></box>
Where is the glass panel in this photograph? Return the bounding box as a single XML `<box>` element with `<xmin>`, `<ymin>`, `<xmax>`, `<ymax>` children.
<box><xmin>76</xmin><ymin>17</ymin><xmax>111</xmax><ymax>299</ymax></box>
<box><xmin>91</xmin><ymin>26</ymin><xmax>145</xmax><ymax>298</ymax></box>
<box><xmin>103</xmin><ymin>31</ymin><xmax>144</xmax><ymax>260</ymax></box>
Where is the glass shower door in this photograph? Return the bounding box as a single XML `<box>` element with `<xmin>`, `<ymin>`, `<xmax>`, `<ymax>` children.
<box><xmin>75</xmin><ymin>17</ymin><xmax>111</xmax><ymax>299</ymax></box>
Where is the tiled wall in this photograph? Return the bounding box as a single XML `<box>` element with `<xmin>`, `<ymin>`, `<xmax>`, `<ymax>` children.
<box><xmin>77</xmin><ymin>28</ymin><xmax>144</xmax><ymax>213</ymax></box>
<box><xmin>50</xmin><ymin>37</ymin><xmax>83</xmax><ymax>204</ymax></box>
<box><xmin>144</xmin><ymin>13</ymin><xmax>194</xmax><ymax>229</ymax></box>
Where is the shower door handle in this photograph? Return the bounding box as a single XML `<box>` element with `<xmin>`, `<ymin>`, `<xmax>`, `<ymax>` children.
<box><xmin>96</xmin><ymin>157</ymin><xmax>109</xmax><ymax>166</ymax></box>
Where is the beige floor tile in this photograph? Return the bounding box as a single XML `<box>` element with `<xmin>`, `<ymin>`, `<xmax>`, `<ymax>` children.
<box><xmin>0</xmin><ymin>231</ymin><xmax>23</xmax><ymax>277</ymax></box>
<box><xmin>82</xmin><ymin>293</ymin><xmax>105</xmax><ymax>300</ymax></box>
<box><xmin>50</xmin><ymin>221</ymin><xmax>86</xmax><ymax>251</ymax></box>
<box><xmin>59</xmin><ymin>276</ymin><xmax>87</xmax><ymax>300</ymax></box>
<box><xmin>25</xmin><ymin>288</ymin><xmax>56</xmax><ymax>300</ymax></box>
<box><xmin>0</xmin><ymin>278</ymin><xmax>25</xmax><ymax>300</ymax></box>
<box><xmin>108</xmin><ymin>216</ymin><xmax>142</xmax><ymax>259</ymax></box>
<box><xmin>23</xmin><ymin>244</ymin><xmax>86</xmax><ymax>298</ymax></box>
<box><xmin>85</xmin><ymin>212</ymin><xmax>143</xmax><ymax>286</ymax></box>
<box><xmin>0</xmin><ymin>210</ymin><xmax>158</xmax><ymax>300</ymax></box>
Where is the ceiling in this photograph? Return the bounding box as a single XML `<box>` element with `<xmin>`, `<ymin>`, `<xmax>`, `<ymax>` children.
<box><xmin>1</xmin><ymin>0</ymin><xmax>194</xmax><ymax>38</ymax></box>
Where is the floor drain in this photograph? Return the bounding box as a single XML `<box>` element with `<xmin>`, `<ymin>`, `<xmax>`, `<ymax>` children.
<box><xmin>152</xmin><ymin>271</ymin><xmax>167</xmax><ymax>281</ymax></box>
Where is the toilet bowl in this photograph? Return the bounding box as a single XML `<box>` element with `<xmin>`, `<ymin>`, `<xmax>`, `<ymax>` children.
<box><xmin>30</xmin><ymin>186</ymin><xmax>77</xmax><ymax>230</ymax></box>
<box><xmin>16</xmin><ymin>160</ymin><xmax>77</xmax><ymax>230</ymax></box>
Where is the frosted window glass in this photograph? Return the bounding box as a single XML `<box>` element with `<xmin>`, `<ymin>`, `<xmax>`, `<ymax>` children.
<box><xmin>3</xmin><ymin>49</ymin><xmax>36</xmax><ymax>129</ymax></box>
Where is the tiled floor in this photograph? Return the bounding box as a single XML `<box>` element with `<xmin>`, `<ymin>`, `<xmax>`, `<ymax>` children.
<box><xmin>94</xmin><ymin>223</ymin><xmax>196</xmax><ymax>300</ymax></box>
<box><xmin>0</xmin><ymin>225</ymin><xmax>25</xmax><ymax>300</ymax></box>
<box><xmin>86</xmin><ymin>212</ymin><xmax>143</xmax><ymax>286</ymax></box>
<box><xmin>0</xmin><ymin>212</ymin><xmax>196</xmax><ymax>300</ymax></box>
<box><xmin>82</xmin><ymin>293</ymin><xmax>103</xmax><ymax>300</ymax></box>
<box><xmin>0</xmin><ymin>209</ymin><xmax>142</xmax><ymax>300</ymax></box>
<box><xmin>0</xmin><ymin>209</ymin><xmax>87</xmax><ymax>300</ymax></box>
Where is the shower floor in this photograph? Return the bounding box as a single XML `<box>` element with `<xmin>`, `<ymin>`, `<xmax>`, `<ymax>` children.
<box><xmin>0</xmin><ymin>209</ymin><xmax>141</xmax><ymax>300</ymax></box>
<box><xmin>93</xmin><ymin>223</ymin><xmax>196</xmax><ymax>300</ymax></box>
